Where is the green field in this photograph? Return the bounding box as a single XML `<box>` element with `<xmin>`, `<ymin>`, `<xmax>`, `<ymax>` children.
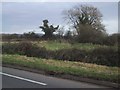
<box><xmin>2</xmin><ymin>54</ymin><xmax>120</xmax><ymax>83</ymax></box>
<box><xmin>2</xmin><ymin>40</ymin><xmax>116</xmax><ymax>51</ymax></box>
<box><xmin>34</xmin><ymin>40</ymin><xmax>113</xmax><ymax>51</ymax></box>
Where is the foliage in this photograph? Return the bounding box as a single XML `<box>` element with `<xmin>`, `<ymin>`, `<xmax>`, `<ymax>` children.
<box><xmin>63</xmin><ymin>4</ymin><xmax>107</xmax><ymax>44</ymax></box>
<box><xmin>103</xmin><ymin>33</ymin><xmax>120</xmax><ymax>46</ymax></box>
<box><xmin>34</xmin><ymin>40</ymin><xmax>111</xmax><ymax>51</ymax></box>
<box><xmin>2</xmin><ymin>41</ymin><xmax>119</xmax><ymax>67</ymax></box>
<box><xmin>2</xmin><ymin>41</ymin><xmax>53</xmax><ymax>59</ymax></box>
<box><xmin>76</xmin><ymin>24</ymin><xmax>107</xmax><ymax>44</ymax></box>
<box><xmin>2</xmin><ymin>43</ymin><xmax>17</xmax><ymax>54</ymax></box>
<box><xmin>88</xmin><ymin>47</ymin><xmax>119</xmax><ymax>67</ymax></box>
<box><xmin>39</xmin><ymin>20</ymin><xmax>59</xmax><ymax>39</ymax></box>
<box><xmin>63</xmin><ymin>4</ymin><xmax>105</xmax><ymax>33</ymax></box>
<box><xmin>54</xmin><ymin>48</ymin><xmax>86</xmax><ymax>61</ymax></box>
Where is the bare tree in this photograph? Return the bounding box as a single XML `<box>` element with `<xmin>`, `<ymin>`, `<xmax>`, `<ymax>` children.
<box><xmin>63</xmin><ymin>4</ymin><xmax>106</xmax><ymax>35</ymax></box>
<box><xmin>63</xmin><ymin>4</ymin><xmax>107</xmax><ymax>43</ymax></box>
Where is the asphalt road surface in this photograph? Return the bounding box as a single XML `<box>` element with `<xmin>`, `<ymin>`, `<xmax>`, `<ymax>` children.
<box><xmin>1</xmin><ymin>67</ymin><xmax>111</xmax><ymax>88</ymax></box>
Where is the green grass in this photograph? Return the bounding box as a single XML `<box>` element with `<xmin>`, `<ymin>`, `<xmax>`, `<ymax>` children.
<box><xmin>2</xmin><ymin>40</ymin><xmax>116</xmax><ymax>51</ymax></box>
<box><xmin>2</xmin><ymin>54</ymin><xmax>120</xmax><ymax>83</ymax></box>
<box><xmin>33</xmin><ymin>40</ymin><xmax>114</xmax><ymax>51</ymax></box>
<box><xmin>35</xmin><ymin>40</ymin><xmax>71</xmax><ymax>51</ymax></box>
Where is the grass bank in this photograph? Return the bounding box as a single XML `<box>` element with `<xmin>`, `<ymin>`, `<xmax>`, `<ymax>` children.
<box><xmin>2</xmin><ymin>54</ymin><xmax>120</xmax><ymax>83</ymax></box>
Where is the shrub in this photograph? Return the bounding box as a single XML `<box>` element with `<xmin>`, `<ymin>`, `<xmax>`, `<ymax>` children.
<box><xmin>54</xmin><ymin>48</ymin><xmax>87</xmax><ymax>62</ymax></box>
<box><xmin>15</xmin><ymin>41</ymin><xmax>33</xmax><ymax>55</ymax></box>
<box><xmin>2</xmin><ymin>41</ymin><xmax>49</xmax><ymax>58</ymax></box>
<box><xmin>88</xmin><ymin>47</ymin><xmax>119</xmax><ymax>67</ymax></box>
<box><xmin>15</xmin><ymin>41</ymin><xmax>51</xmax><ymax>58</ymax></box>
<box><xmin>2</xmin><ymin>43</ymin><xmax>17</xmax><ymax>54</ymax></box>
<box><xmin>103</xmin><ymin>33</ymin><xmax>120</xmax><ymax>46</ymax></box>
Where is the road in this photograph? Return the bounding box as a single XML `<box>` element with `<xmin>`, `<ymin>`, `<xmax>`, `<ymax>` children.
<box><xmin>1</xmin><ymin>67</ymin><xmax>112</xmax><ymax>88</ymax></box>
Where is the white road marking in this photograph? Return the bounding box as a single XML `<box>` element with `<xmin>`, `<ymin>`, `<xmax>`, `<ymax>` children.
<box><xmin>0</xmin><ymin>72</ymin><xmax>47</xmax><ymax>86</ymax></box>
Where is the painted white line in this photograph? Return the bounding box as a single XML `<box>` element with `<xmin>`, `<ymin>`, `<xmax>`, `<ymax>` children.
<box><xmin>0</xmin><ymin>72</ymin><xmax>47</xmax><ymax>86</ymax></box>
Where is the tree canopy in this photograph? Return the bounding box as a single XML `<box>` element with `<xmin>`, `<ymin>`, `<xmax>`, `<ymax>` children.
<box><xmin>39</xmin><ymin>20</ymin><xmax>59</xmax><ymax>39</ymax></box>
<box><xmin>63</xmin><ymin>4</ymin><xmax>107</xmax><ymax>43</ymax></box>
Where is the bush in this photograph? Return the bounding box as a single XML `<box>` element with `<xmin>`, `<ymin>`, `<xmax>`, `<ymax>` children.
<box><xmin>2</xmin><ymin>43</ymin><xmax>17</xmax><ymax>54</ymax></box>
<box><xmin>103</xmin><ymin>33</ymin><xmax>120</xmax><ymax>46</ymax></box>
<box><xmin>15</xmin><ymin>41</ymin><xmax>51</xmax><ymax>58</ymax></box>
<box><xmin>76</xmin><ymin>25</ymin><xmax>107</xmax><ymax>45</ymax></box>
<box><xmin>2</xmin><ymin>41</ymin><xmax>54</xmax><ymax>59</ymax></box>
<box><xmin>88</xmin><ymin>47</ymin><xmax>119</xmax><ymax>67</ymax></box>
<box><xmin>15</xmin><ymin>41</ymin><xmax>33</xmax><ymax>55</ymax></box>
<box><xmin>54</xmin><ymin>48</ymin><xmax>87</xmax><ymax>62</ymax></box>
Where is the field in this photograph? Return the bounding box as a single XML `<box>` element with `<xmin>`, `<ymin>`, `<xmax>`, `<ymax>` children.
<box><xmin>33</xmin><ymin>40</ymin><xmax>116</xmax><ymax>51</ymax></box>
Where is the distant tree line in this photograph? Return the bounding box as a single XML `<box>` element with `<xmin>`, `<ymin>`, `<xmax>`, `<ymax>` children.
<box><xmin>2</xmin><ymin>32</ymin><xmax>120</xmax><ymax>46</ymax></box>
<box><xmin>2</xmin><ymin>32</ymin><xmax>40</xmax><ymax>41</ymax></box>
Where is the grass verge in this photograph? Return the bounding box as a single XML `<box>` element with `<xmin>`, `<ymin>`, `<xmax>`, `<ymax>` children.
<box><xmin>2</xmin><ymin>54</ymin><xmax>120</xmax><ymax>83</ymax></box>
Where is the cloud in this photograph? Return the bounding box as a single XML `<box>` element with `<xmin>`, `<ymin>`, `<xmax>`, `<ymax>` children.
<box><xmin>1</xmin><ymin>0</ymin><xmax>119</xmax><ymax>2</ymax></box>
<box><xmin>2</xmin><ymin>2</ymin><xmax>118</xmax><ymax>34</ymax></box>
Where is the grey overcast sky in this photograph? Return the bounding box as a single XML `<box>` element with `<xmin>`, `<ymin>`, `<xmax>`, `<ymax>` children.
<box><xmin>1</xmin><ymin>2</ymin><xmax>118</xmax><ymax>34</ymax></box>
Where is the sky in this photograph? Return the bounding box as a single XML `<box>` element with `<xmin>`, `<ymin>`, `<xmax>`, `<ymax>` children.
<box><xmin>1</xmin><ymin>1</ymin><xmax>119</xmax><ymax>34</ymax></box>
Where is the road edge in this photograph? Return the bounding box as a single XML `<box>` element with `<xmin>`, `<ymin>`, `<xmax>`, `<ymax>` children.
<box><xmin>2</xmin><ymin>64</ymin><xmax>119</xmax><ymax>88</ymax></box>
